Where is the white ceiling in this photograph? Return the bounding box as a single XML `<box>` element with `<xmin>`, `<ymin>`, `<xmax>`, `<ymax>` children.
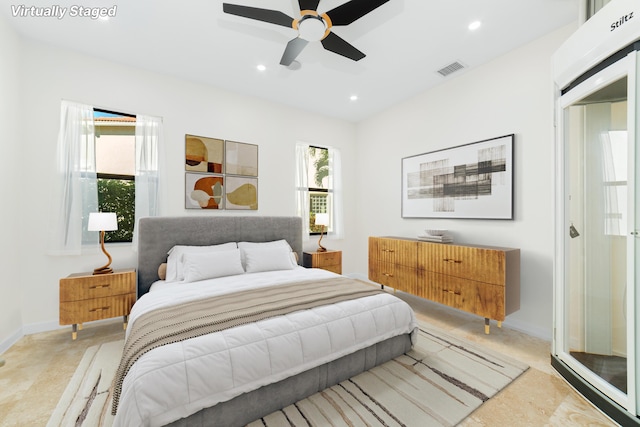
<box><xmin>2</xmin><ymin>0</ymin><xmax>579</xmax><ymax>122</ymax></box>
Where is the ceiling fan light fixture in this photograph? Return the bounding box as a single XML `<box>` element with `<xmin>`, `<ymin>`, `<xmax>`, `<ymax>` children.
<box><xmin>298</xmin><ymin>15</ymin><xmax>327</xmax><ymax>41</ymax></box>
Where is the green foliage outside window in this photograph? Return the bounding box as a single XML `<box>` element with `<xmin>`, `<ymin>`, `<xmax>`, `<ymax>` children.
<box><xmin>97</xmin><ymin>178</ymin><xmax>135</xmax><ymax>242</ymax></box>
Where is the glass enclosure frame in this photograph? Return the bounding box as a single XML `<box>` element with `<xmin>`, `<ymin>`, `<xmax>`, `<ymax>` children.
<box><xmin>554</xmin><ymin>50</ymin><xmax>638</xmax><ymax>415</ymax></box>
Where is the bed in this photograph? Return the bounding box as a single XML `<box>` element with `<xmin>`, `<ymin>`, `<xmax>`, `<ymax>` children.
<box><xmin>112</xmin><ymin>216</ymin><xmax>417</xmax><ymax>427</ymax></box>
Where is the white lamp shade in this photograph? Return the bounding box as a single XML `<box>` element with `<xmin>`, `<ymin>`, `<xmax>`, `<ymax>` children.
<box><xmin>315</xmin><ymin>213</ymin><xmax>330</xmax><ymax>226</ymax></box>
<box><xmin>88</xmin><ymin>212</ymin><xmax>118</xmax><ymax>231</ymax></box>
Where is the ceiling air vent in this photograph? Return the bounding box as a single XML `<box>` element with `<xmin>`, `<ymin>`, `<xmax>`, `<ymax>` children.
<box><xmin>437</xmin><ymin>61</ymin><xmax>465</xmax><ymax>77</ymax></box>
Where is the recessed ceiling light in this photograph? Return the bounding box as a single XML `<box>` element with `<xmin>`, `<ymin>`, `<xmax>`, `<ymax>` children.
<box><xmin>468</xmin><ymin>20</ymin><xmax>481</xmax><ymax>31</ymax></box>
<box><xmin>350</xmin><ymin>95</ymin><xmax>358</xmax><ymax>101</ymax></box>
<box><xmin>257</xmin><ymin>64</ymin><xmax>266</xmax><ymax>71</ymax></box>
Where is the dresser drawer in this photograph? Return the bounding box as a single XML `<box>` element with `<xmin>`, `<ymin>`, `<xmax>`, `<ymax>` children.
<box><xmin>60</xmin><ymin>270</ymin><xmax>136</xmax><ymax>302</ymax></box>
<box><xmin>417</xmin><ymin>242</ymin><xmax>506</xmax><ymax>286</ymax></box>
<box><xmin>60</xmin><ymin>294</ymin><xmax>136</xmax><ymax>325</ymax></box>
<box><xmin>369</xmin><ymin>261</ymin><xmax>417</xmax><ymax>294</ymax></box>
<box><xmin>368</xmin><ymin>237</ymin><xmax>417</xmax><ymax>267</ymax></box>
<box><xmin>421</xmin><ymin>272</ymin><xmax>506</xmax><ymax>320</ymax></box>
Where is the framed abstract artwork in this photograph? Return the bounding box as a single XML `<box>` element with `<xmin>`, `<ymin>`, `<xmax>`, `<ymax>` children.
<box><xmin>225</xmin><ymin>176</ymin><xmax>258</xmax><ymax>210</ymax></box>
<box><xmin>185</xmin><ymin>135</ymin><xmax>224</xmax><ymax>173</ymax></box>
<box><xmin>401</xmin><ymin>134</ymin><xmax>514</xmax><ymax>219</ymax></box>
<box><xmin>225</xmin><ymin>140</ymin><xmax>258</xmax><ymax>177</ymax></box>
<box><xmin>184</xmin><ymin>134</ymin><xmax>259</xmax><ymax>210</ymax></box>
<box><xmin>185</xmin><ymin>172</ymin><xmax>224</xmax><ymax>209</ymax></box>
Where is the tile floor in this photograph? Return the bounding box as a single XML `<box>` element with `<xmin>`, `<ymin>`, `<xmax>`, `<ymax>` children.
<box><xmin>0</xmin><ymin>290</ymin><xmax>619</xmax><ymax>426</ymax></box>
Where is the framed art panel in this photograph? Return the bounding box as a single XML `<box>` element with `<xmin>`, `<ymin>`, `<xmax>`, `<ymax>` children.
<box><xmin>185</xmin><ymin>172</ymin><xmax>224</xmax><ymax>209</ymax></box>
<box><xmin>225</xmin><ymin>140</ymin><xmax>258</xmax><ymax>176</ymax></box>
<box><xmin>401</xmin><ymin>134</ymin><xmax>514</xmax><ymax>219</ymax></box>
<box><xmin>185</xmin><ymin>135</ymin><xmax>224</xmax><ymax>173</ymax></box>
<box><xmin>225</xmin><ymin>176</ymin><xmax>258</xmax><ymax>210</ymax></box>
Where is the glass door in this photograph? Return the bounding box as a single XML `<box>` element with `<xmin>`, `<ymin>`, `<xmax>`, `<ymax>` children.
<box><xmin>556</xmin><ymin>52</ymin><xmax>637</xmax><ymax>412</ymax></box>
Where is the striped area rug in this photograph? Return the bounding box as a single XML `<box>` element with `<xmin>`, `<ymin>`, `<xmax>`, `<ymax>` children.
<box><xmin>48</xmin><ymin>323</ymin><xmax>527</xmax><ymax>427</ymax></box>
<box><xmin>249</xmin><ymin>325</ymin><xmax>528</xmax><ymax>427</ymax></box>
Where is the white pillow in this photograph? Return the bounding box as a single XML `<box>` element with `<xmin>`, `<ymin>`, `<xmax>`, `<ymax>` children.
<box><xmin>182</xmin><ymin>249</ymin><xmax>245</xmax><ymax>283</ymax></box>
<box><xmin>244</xmin><ymin>246</ymin><xmax>296</xmax><ymax>273</ymax></box>
<box><xmin>165</xmin><ymin>242</ymin><xmax>238</xmax><ymax>282</ymax></box>
<box><xmin>238</xmin><ymin>240</ymin><xmax>298</xmax><ymax>268</ymax></box>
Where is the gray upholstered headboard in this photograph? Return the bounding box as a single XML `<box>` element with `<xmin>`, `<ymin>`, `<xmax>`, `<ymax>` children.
<box><xmin>137</xmin><ymin>216</ymin><xmax>303</xmax><ymax>297</ymax></box>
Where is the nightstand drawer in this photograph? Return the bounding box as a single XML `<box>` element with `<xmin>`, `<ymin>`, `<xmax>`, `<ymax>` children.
<box><xmin>303</xmin><ymin>250</ymin><xmax>342</xmax><ymax>274</ymax></box>
<box><xmin>60</xmin><ymin>269</ymin><xmax>136</xmax><ymax>302</ymax></box>
<box><xmin>60</xmin><ymin>294</ymin><xmax>136</xmax><ymax>325</ymax></box>
<box><xmin>314</xmin><ymin>251</ymin><xmax>341</xmax><ymax>267</ymax></box>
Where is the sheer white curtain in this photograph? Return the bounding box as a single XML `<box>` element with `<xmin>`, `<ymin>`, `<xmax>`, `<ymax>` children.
<box><xmin>295</xmin><ymin>143</ymin><xmax>311</xmax><ymax>240</ymax></box>
<box><xmin>48</xmin><ymin>101</ymin><xmax>99</xmax><ymax>255</ymax></box>
<box><xmin>132</xmin><ymin>114</ymin><xmax>164</xmax><ymax>249</ymax></box>
<box><xmin>328</xmin><ymin>147</ymin><xmax>344</xmax><ymax>239</ymax></box>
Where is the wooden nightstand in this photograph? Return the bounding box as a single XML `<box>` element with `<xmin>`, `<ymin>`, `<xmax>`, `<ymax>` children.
<box><xmin>303</xmin><ymin>250</ymin><xmax>342</xmax><ymax>274</ymax></box>
<box><xmin>59</xmin><ymin>269</ymin><xmax>136</xmax><ymax>340</ymax></box>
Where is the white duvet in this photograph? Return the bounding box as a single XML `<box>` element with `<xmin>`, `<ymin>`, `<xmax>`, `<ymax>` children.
<box><xmin>113</xmin><ymin>267</ymin><xmax>418</xmax><ymax>427</ymax></box>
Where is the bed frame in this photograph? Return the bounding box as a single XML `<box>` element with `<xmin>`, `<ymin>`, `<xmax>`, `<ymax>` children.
<box><xmin>137</xmin><ymin>215</ymin><xmax>304</xmax><ymax>297</ymax></box>
<box><xmin>135</xmin><ymin>215</ymin><xmax>412</xmax><ymax>426</ymax></box>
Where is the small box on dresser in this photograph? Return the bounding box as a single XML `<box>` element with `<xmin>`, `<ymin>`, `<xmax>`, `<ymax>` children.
<box><xmin>59</xmin><ymin>268</ymin><xmax>136</xmax><ymax>339</ymax></box>
<box><xmin>303</xmin><ymin>250</ymin><xmax>342</xmax><ymax>274</ymax></box>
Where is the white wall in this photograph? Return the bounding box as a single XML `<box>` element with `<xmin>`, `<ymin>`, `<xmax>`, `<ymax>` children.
<box><xmin>354</xmin><ymin>24</ymin><xmax>577</xmax><ymax>340</ymax></box>
<box><xmin>0</xmin><ymin>15</ymin><xmax>23</xmax><ymax>351</ymax></box>
<box><xmin>1</xmin><ymin>21</ymin><xmax>579</xmax><ymax>349</ymax></box>
<box><xmin>4</xmin><ymin>39</ymin><xmax>358</xmax><ymax>343</ymax></box>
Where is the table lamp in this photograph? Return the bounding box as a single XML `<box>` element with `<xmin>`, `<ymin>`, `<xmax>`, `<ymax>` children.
<box><xmin>88</xmin><ymin>212</ymin><xmax>118</xmax><ymax>275</ymax></box>
<box><xmin>315</xmin><ymin>213</ymin><xmax>329</xmax><ymax>252</ymax></box>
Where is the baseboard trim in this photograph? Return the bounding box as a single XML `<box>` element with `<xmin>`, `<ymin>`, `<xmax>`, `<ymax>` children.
<box><xmin>0</xmin><ymin>327</ymin><xmax>23</xmax><ymax>354</ymax></box>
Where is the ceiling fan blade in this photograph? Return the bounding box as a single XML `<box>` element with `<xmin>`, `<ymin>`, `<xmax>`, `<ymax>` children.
<box><xmin>223</xmin><ymin>3</ymin><xmax>295</xmax><ymax>28</ymax></box>
<box><xmin>325</xmin><ymin>0</ymin><xmax>389</xmax><ymax>26</ymax></box>
<box><xmin>298</xmin><ymin>0</ymin><xmax>320</xmax><ymax>11</ymax></box>
<box><xmin>321</xmin><ymin>31</ymin><xmax>365</xmax><ymax>61</ymax></box>
<box><xmin>280</xmin><ymin>37</ymin><xmax>309</xmax><ymax>66</ymax></box>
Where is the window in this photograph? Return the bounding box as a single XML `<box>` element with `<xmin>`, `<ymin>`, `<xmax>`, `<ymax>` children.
<box><xmin>50</xmin><ymin>100</ymin><xmax>163</xmax><ymax>255</ymax></box>
<box><xmin>295</xmin><ymin>143</ymin><xmax>343</xmax><ymax>238</ymax></box>
<box><xmin>94</xmin><ymin>110</ymin><xmax>136</xmax><ymax>242</ymax></box>
<box><xmin>307</xmin><ymin>146</ymin><xmax>331</xmax><ymax>234</ymax></box>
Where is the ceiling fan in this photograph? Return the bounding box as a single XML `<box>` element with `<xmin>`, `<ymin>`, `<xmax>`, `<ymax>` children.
<box><xmin>222</xmin><ymin>0</ymin><xmax>390</xmax><ymax>66</ymax></box>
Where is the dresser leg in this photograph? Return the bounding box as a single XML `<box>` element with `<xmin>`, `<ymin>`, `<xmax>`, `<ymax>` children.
<box><xmin>484</xmin><ymin>318</ymin><xmax>490</xmax><ymax>334</ymax></box>
<box><xmin>72</xmin><ymin>324</ymin><xmax>78</xmax><ymax>340</ymax></box>
<box><xmin>78</xmin><ymin>323</ymin><xmax>83</xmax><ymax>331</ymax></box>
<box><xmin>497</xmin><ymin>321</ymin><xmax>502</xmax><ymax>328</ymax></box>
<box><xmin>123</xmin><ymin>315</ymin><xmax>128</xmax><ymax>330</ymax></box>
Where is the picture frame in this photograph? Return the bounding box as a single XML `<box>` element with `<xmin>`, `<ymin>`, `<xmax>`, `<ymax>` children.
<box><xmin>225</xmin><ymin>140</ymin><xmax>258</xmax><ymax>177</ymax></box>
<box><xmin>185</xmin><ymin>172</ymin><xmax>224</xmax><ymax>210</ymax></box>
<box><xmin>401</xmin><ymin>134</ymin><xmax>514</xmax><ymax>219</ymax></box>
<box><xmin>185</xmin><ymin>135</ymin><xmax>224</xmax><ymax>173</ymax></box>
<box><xmin>225</xmin><ymin>176</ymin><xmax>258</xmax><ymax>210</ymax></box>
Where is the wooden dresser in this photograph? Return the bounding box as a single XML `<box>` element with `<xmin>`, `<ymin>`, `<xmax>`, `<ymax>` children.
<box><xmin>369</xmin><ymin>237</ymin><xmax>520</xmax><ymax>333</ymax></box>
<box><xmin>59</xmin><ymin>268</ymin><xmax>136</xmax><ymax>339</ymax></box>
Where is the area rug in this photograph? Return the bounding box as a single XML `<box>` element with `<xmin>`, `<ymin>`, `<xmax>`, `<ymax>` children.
<box><xmin>46</xmin><ymin>340</ymin><xmax>123</xmax><ymax>427</ymax></box>
<box><xmin>48</xmin><ymin>323</ymin><xmax>527</xmax><ymax>427</ymax></box>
